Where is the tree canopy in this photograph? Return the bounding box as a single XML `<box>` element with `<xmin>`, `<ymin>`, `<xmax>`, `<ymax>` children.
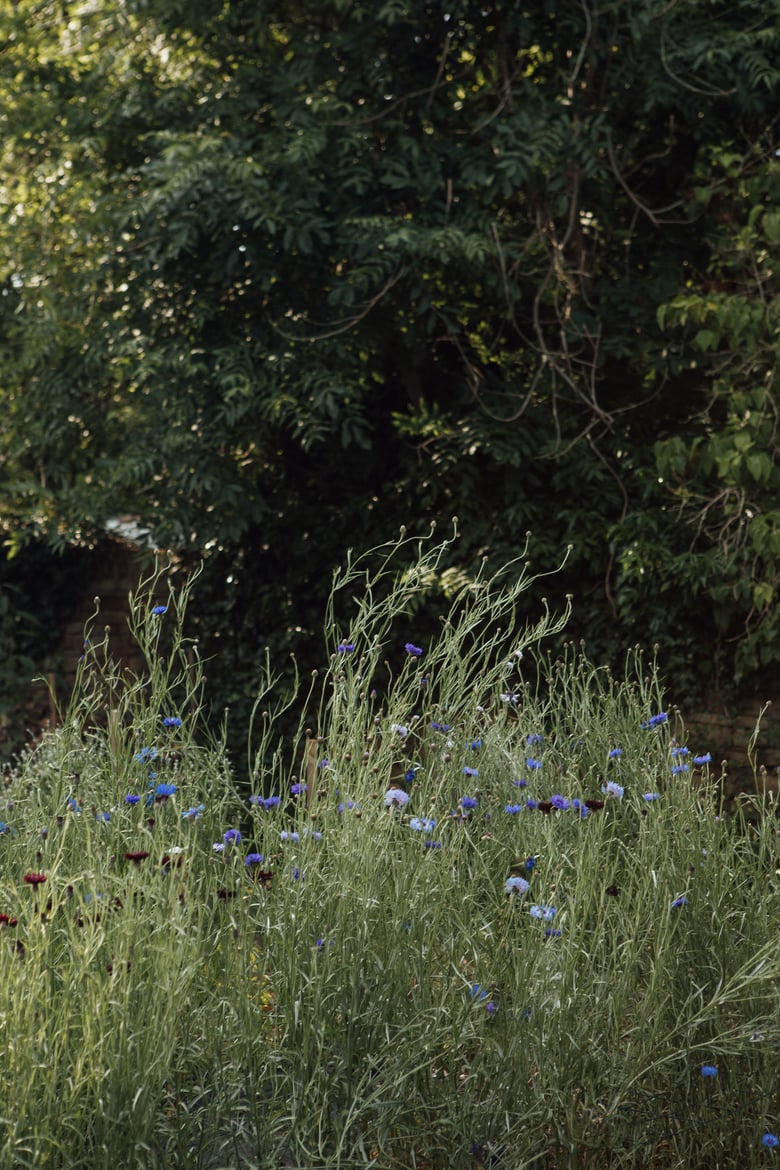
<box><xmin>1</xmin><ymin>0</ymin><xmax>779</xmax><ymax>740</ymax></box>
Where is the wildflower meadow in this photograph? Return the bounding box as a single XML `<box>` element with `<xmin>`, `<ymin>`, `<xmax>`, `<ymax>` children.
<box><xmin>0</xmin><ymin>533</ymin><xmax>777</xmax><ymax>1169</ymax></box>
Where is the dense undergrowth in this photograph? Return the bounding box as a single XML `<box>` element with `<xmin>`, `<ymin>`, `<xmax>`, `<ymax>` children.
<box><xmin>0</xmin><ymin>534</ymin><xmax>777</xmax><ymax>1169</ymax></box>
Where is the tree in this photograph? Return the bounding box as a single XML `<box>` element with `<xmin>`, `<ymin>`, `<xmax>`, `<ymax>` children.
<box><xmin>1</xmin><ymin>0</ymin><xmax>779</xmax><ymax>748</ymax></box>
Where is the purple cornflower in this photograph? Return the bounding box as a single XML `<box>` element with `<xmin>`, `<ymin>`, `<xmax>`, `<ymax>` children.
<box><xmin>504</xmin><ymin>875</ymin><xmax>530</xmax><ymax>896</ymax></box>
<box><xmin>404</xmin><ymin>643</ymin><xmax>423</xmax><ymax>657</ymax></box>
<box><xmin>245</xmin><ymin>853</ymin><xmax>264</xmax><ymax>866</ymax></box>
<box><xmin>505</xmin><ymin>803</ymin><xmax>523</xmax><ymax>814</ymax></box>
<box><xmin>644</xmin><ymin>792</ymin><xmax>661</xmax><ymax>802</ymax></box>
<box><xmin>337</xmin><ymin>642</ymin><xmax>355</xmax><ymax>653</ymax></box>
<box><xmin>550</xmin><ymin>794</ymin><xmax>569</xmax><ymax>810</ymax></box>
<box><xmin>280</xmin><ymin>830</ymin><xmax>300</xmax><ymax>842</ymax></box>
<box><xmin>530</xmin><ymin>905</ymin><xmax>556</xmax><ymax>921</ymax></box>
<box><xmin>424</xmin><ymin>840</ymin><xmax>441</xmax><ymax>849</ymax></box>
<box><xmin>290</xmin><ymin>783</ymin><xmax>307</xmax><ymax>796</ymax></box>
<box><xmin>526</xmin><ymin>758</ymin><xmax>542</xmax><ymax>770</ymax></box>
<box><xmin>430</xmin><ymin>721</ymin><xmax>451</xmax><ymax>732</ymax></box>
<box><xmin>694</xmin><ymin>753</ymin><xmax>712</xmax><ymax>765</ymax></box>
<box><xmin>125</xmin><ymin>794</ymin><xmax>141</xmax><ymax>805</ymax></box>
<box><xmin>462</xmin><ymin>766</ymin><xmax>479</xmax><ymax>778</ymax></box>
<box><xmin>608</xmin><ymin>747</ymin><xmax>623</xmax><ymax>758</ymax></box>
<box><xmin>223</xmin><ymin>828</ymin><xmax>242</xmax><ymax>844</ymax></box>
<box><xmin>671</xmin><ymin>764</ymin><xmax>689</xmax><ymax>775</ymax></box>
<box><xmin>162</xmin><ymin>716</ymin><xmax>182</xmax><ymax>729</ymax></box>
<box><xmin>461</xmin><ymin>796</ymin><xmax>478</xmax><ymax>810</ymax></box>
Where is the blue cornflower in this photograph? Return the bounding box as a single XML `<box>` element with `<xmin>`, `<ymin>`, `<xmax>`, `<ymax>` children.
<box><xmin>644</xmin><ymin>792</ymin><xmax>661</xmax><ymax>802</ymax></box>
<box><xmin>571</xmin><ymin>798</ymin><xmax>589</xmax><ymax>818</ymax></box>
<box><xmin>527</xmin><ymin>734</ymin><xmax>544</xmax><ymax>746</ymax></box>
<box><xmin>524</xmin><ymin>857</ymin><xmax>537</xmax><ymax>871</ymax></box>
<box><xmin>125</xmin><ymin>794</ymin><xmax>141</xmax><ymax>805</ymax></box>
<box><xmin>671</xmin><ymin>764</ymin><xmax>689</xmax><ymax>775</ymax></box>
<box><xmin>513</xmin><ymin>778</ymin><xmax>528</xmax><ymax>788</ymax></box>
<box><xmin>462</xmin><ymin>767</ymin><xmax>479</xmax><ymax>778</ymax></box>
<box><xmin>337</xmin><ymin>642</ymin><xmax>355</xmax><ymax>653</ymax></box>
<box><xmin>504</xmin><ymin>875</ymin><xmax>530</xmax><ymax>896</ymax></box>
<box><xmin>424</xmin><ymin>840</ymin><xmax>441</xmax><ymax>849</ymax></box>
<box><xmin>694</xmin><ymin>753</ymin><xmax>712</xmax><ymax>765</ymax></box>
<box><xmin>671</xmin><ymin>896</ymin><xmax>689</xmax><ymax>909</ymax></box>
<box><xmin>384</xmin><ymin>788</ymin><xmax>410</xmax><ymax>808</ymax></box>
<box><xmin>245</xmin><ymin>852</ymin><xmax>264</xmax><ymax>866</ymax></box>
<box><xmin>485</xmin><ymin>1001</ymin><xmax>498</xmax><ymax>1014</ymax></box>
<box><xmin>701</xmin><ymin>1065</ymin><xmax>718</xmax><ymax>1078</ymax></box>
<box><xmin>212</xmin><ymin>842</ymin><xmax>225</xmax><ymax>852</ymax></box>
<box><xmin>671</xmin><ymin>746</ymin><xmax>689</xmax><ymax>758</ymax></box>
<box><xmin>525</xmin><ymin>798</ymin><xmax>539</xmax><ymax>810</ymax></box>
<box><xmin>163</xmin><ymin>716</ymin><xmax>182</xmax><ymax>729</ymax></box>
<box><xmin>95</xmin><ymin>811</ymin><xmax>110</xmax><ymax>822</ymax></box>
<box><xmin>550</xmin><ymin>794</ymin><xmax>569</xmax><ymax>810</ymax></box>
<box><xmin>135</xmin><ymin>746</ymin><xmax>158</xmax><ymax>763</ymax></box>
<box><xmin>151</xmin><ymin>605</ymin><xmax>168</xmax><ymax>615</ymax></box>
<box><xmin>404</xmin><ymin>643</ymin><xmax>423</xmax><ymax>657</ymax></box>
<box><xmin>405</xmin><ymin>769</ymin><xmax>417</xmax><ymax>783</ymax></box>
<box><xmin>430</xmin><ymin>721</ymin><xmax>451</xmax><ymax>732</ymax></box>
<box><xmin>762</xmin><ymin>1134</ymin><xmax>779</xmax><ymax>1148</ymax></box>
<box><xmin>461</xmin><ymin>796</ymin><xmax>478</xmax><ymax>809</ymax></box>
<box><xmin>154</xmin><ymin>783</ymin><xmax>177</xmax><ymax>798</ymax></box>
<box><xmin>526</xmin><ymin>758</ymin><xmax>542</xmax><ymax>770</ymax></box>
<box><xmin>608</xmin><ymin>747</ymin><xmax>623</xmax><ymax>758</ymax></box>
<box><xmin>602</xmin><ymin>781</ymin><xmax>624</xmax><ymax>799</ymax></box>
<box><xmin>641</xmin><ymin>711</ymin><xmax>668</xmax><ymax>729</ymax></box>
<box><xmin>409</xmin><ymin>817</ymin><xmax>436</xmax><ymax>833</ymax></box>
<box><xmin>280</xmin><ymin>830</ymin><xmax>300</xmax><ymax>842</ymax></box>
<box><xmin>182</xmin><ymin>805</ymin><xmax>205</xmax><ymax>820</ymax></box>
<box><xmin>469</xmin><ymin>984</ymin><xmax>489</xmax><ymax>1001</ymax></box>
<box><xmin>317</xmin><ymin>758</ymin><xmax>330</xmax><ymax>769</ymax></box>
<box><xmin>223</xmin><ymin>828</ymin><xmax>242</xmax><ymax>844</ymax></box>
<box><xmin>530</xmin><ymin>905</ymin><xmax>556</xmax><ymax>921</ymax></box>
<box><xmin>290</xmin><ymin>783</ymin><xmax>307</xmax><ymax>796</ymax></box>
<box><xmin>505</xmin><ymin>803</ymin><xmax>523</xmax><ymax>814</ymax></box>
<box><xmin>469</xmin><ymin>739</ymin><xmax>483</xmax><ymax>750</ymax></box>
<box><xmin>544</xmin><ymin>928</ymin><xmax>562</xmax><ymax>938</ymax></box>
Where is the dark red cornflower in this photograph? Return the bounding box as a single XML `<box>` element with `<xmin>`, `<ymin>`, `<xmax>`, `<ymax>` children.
<box><xmin>606</xmin><ymin>885</ymin><xmax>620</xmax><ymax>897</ymax></box>
<box><xmin>537</xmin><ymin>801</ymin><xmax>553</xmax><ymax>814</ymax></box>
<box><xmin>124</xmin><ymin>851</ymin><xmax>150</xmax><ymax>864</ymax></box>
<box><xmin>23</xmin><ymin>873</ymin><xmax>47</xmax><ymax>886</ymax></box>
<box><xmin>584</xmin><ymin>799</ymin><xmax>605</xmax><ymax>811</ymax></box>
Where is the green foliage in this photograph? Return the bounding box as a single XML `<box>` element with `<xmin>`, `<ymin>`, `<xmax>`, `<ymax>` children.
<box><xmin>1</xmin><ymin>0</ymin><xmax>779</xmax><ymax>736</ymax></box>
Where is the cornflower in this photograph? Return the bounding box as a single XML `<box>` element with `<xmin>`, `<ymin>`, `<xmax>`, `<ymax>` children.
<box><xmin>602</xmin><ymin>781</ymin><xmax>624</xmax><ymax>799</ymax></box>
<box><xmin>404</xmin><ymin>643</ymin><xmax>423</xmax><ymax>657</ymax></box>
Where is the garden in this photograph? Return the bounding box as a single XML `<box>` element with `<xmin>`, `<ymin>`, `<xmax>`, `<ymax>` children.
<box><xmin>0</xmin><ymin>534</ymin><xmax>777</xmax><ymax>1169</ymax></box>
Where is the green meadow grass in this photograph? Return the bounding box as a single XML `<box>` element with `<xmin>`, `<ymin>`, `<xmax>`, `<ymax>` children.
<box><xmin>0</xmin><ymin>534</ymin><xmax>777</xmax><ymax>1169</ymax></box>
